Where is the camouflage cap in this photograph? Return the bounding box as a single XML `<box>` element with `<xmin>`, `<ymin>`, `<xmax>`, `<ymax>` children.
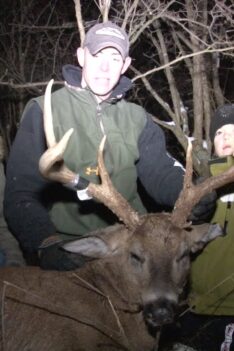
<box><xmin>83</xmin><ymin>21</ymin><xmax>129</xmax><ymax>59</ymax></box>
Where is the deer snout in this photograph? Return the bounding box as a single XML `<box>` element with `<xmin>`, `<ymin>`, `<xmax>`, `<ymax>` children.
<box><xmin>143</xmin><ymin>297</ymin><xmax>177</xmax><ymax>327</ymax></box>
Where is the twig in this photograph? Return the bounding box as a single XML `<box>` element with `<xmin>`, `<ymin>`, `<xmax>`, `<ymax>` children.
<box><xmin>180</xmin><ymin>273</ymin><xmax>234</xmax><ymax>317</ymax></box>
<box><xmin>1</xmin><ymin>278</ymin><xmax>131</xmax><ymax>350</ymax></box>
<box><xmin>72</xmin><ymin>273</ymin><xmax>131</xmax><ymax>349</ymax></box>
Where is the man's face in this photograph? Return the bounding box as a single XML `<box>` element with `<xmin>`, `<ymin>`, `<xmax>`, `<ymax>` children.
<box><xmin>77</xmin><ymin>47</ymin><xmax>131</xmax><ymax>102</ymax></box>
<box><xmin>214</xmin><ymin>124</ymin><xmax>234</xmax><ymax>157</ymax></box>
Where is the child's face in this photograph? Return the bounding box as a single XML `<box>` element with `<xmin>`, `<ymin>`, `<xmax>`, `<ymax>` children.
<box><xmin>214</xmin><ymin>124</ymin><xmax>234</xmax><ymax>157</ymax></box>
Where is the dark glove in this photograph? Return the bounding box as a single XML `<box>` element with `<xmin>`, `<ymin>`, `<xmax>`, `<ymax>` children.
<box><xmin>39</xmin><ymin>241</ymin><xmax>87</xmax><ymax>271</ymax></box>
<box><xmin>189</xmin><ymin>177</ymin><xmax>217</xmax><ymax>224</ymax></box>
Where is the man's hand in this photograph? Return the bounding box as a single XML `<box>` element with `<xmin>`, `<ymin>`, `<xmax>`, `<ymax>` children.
<box><xmin>38</xmin><ymin>239</ymin><xmax>87</xmax><ymax>271</ymax></box>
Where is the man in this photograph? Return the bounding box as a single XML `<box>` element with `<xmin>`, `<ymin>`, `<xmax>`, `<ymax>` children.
<box><xmin>4</xmin><ymin>21</ymin><xmax>214</xmax><ymax>271</ymax></box>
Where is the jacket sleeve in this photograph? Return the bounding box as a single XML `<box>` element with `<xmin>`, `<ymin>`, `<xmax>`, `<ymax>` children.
<box><xmin>137</xmin><ymin>116</ymin><xmax>184</xmax><ymax>208</ymax></box>
<box><xmin>4</xmin><ymin>101</ymin><xmax>56</xmax><ymax>253</ymax></box>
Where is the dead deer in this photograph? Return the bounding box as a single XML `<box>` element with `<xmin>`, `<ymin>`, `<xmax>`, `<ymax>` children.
<box><xmin>0</xmin><ymin>80</ymin><xmax>234</xmax><ymax>351</ymax></box>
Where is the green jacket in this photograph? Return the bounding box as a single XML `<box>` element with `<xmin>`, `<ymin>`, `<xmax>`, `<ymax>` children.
<box><xmin>189</xmin><ymin>156</ymin><xmax>234</xmax><ymax>315</ymax></box>
<box><xmin>36</xmin><ymin>85</ymin><xmax>147</xmax><ymax>238</ymax></box>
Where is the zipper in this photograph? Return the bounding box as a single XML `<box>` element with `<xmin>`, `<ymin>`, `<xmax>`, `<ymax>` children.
<box><xmin>223</xmin><ymin>200</ymin><xmax>232</xmax><ymax>234</ymax></box>
<box><xmin>96</xmin><ymin>103</ymin><xmax>115</xmax><ymax>175</ymax></box>
<box><xmin>96</xmin><ymin>104</ymin><xmax>106</xmax><ymax>136</ymax></box>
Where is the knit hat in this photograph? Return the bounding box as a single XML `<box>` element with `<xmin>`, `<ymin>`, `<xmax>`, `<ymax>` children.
<box><xmin>210</xmin><ymin>104</ymin><xmax>234</xmax><ymax>141</ymax></box>
<box><xmin>83</xmin><ymin>21</ymin><xmax>129</xmax><ymax>59</ymax></box>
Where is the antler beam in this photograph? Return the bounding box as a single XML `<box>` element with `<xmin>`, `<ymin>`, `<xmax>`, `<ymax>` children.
<box><xmin>172</xmin><ymin>140</ymin><xmax>234</xmax><ymax>228</ymax></box>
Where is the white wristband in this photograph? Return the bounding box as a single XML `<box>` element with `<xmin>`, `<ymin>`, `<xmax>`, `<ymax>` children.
<box><xmin>77</xmin><ymin>188</ymin><xmax>92</xmax><ymax>201</ymax></box>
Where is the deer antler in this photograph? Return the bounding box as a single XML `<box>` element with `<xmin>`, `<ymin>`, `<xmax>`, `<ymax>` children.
<box><xmin>87</xmin><ymin>136</ymin><xmax>140</xmax><ymax>229</ymax></box>
<box><xmin>171</xmin><ymin>140</ymin><xmax>234</xmax><ymax>228</ymax></box>
<box><xmin>39</xmin><ymin>79</ymin><xmax>140</xmax><ymax>229</ymax></box>
<box><xmin>39</xmin><ymin>79</ymin><xmax>76</xmax><ymax>184</ymax></box>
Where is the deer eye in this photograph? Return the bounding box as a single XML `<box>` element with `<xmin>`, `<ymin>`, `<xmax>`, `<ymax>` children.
<box><xmin>130</xmin><ymin>251</ymin><xmax>145</xmax><ymax>265</ymax></box>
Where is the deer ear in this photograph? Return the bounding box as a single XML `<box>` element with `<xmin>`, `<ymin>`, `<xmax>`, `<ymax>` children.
<box><xmin>62</xmin><ymin>237</ymin><xmax>110</xmax><ymax>258</ymax></box>
<box><xmin>188</xmin><ymin>223</ymin><xmax>224</xmax><ymax>253</ymax></box>
<box><xmin>62</xmin><ymin>225</ymin><xmax>130</xmax><ymax>258</ymax></box>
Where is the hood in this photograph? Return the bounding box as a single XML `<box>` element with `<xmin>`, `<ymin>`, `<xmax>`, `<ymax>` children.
<box><xmin>62</xmin><ymin>64</ymin><xmax>133</xmax><ymax>100</ymax></box>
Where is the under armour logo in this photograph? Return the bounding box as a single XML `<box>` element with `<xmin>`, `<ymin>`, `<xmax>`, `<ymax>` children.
<box><xmin>85</xmin><ymin>167</ymin><xmax>99</xmax><ymax>176</ymax></box>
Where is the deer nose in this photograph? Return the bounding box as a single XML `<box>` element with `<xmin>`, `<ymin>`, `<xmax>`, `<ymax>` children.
<box><xmin>143</xmin><ymin>298</ymin><xmax>176</xmax><ymax>327</ymax></box>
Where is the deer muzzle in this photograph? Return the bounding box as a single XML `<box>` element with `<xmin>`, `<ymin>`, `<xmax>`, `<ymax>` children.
<box><xmin>143</xmin><ymin>297</ymin><xmax>177</xmax><ymax>327</ymax></box>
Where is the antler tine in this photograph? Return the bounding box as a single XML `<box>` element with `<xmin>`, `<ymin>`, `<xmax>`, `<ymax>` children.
<box><xmin>43</xmin><ymin>79</ymin><xmax>57</xmax><ymax>148</ymax></box>
<box><xmin>171</xmin><ymin>140</ymin><xmax>234</xmax><ymax>228</ymax></box>
<box><xmin>88</xmin><ymin>136</ymin><xmax>140</xmax><ymax>230</ymax></box>
<box><xmin>39</xmin><ymin>79</ymin><xmax>77</xmax><ymax>184</ymax></box>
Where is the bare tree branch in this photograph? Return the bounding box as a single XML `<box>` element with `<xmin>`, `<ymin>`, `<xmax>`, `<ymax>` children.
<box><xmin>132</xmin><ymin>46</ymin><xmax>234</xmax><ymax>82</ymax></box>
<box><xmin>73</xmin><ymin>0</ymin><xmax>85</xmax><ymax>45</ymax></box>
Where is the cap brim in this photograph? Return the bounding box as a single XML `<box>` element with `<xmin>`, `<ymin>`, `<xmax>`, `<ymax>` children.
<box><xmin>87</xmin><ymin>41</ymin><xmax>126</xmax><ymax>59</ymax></box>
